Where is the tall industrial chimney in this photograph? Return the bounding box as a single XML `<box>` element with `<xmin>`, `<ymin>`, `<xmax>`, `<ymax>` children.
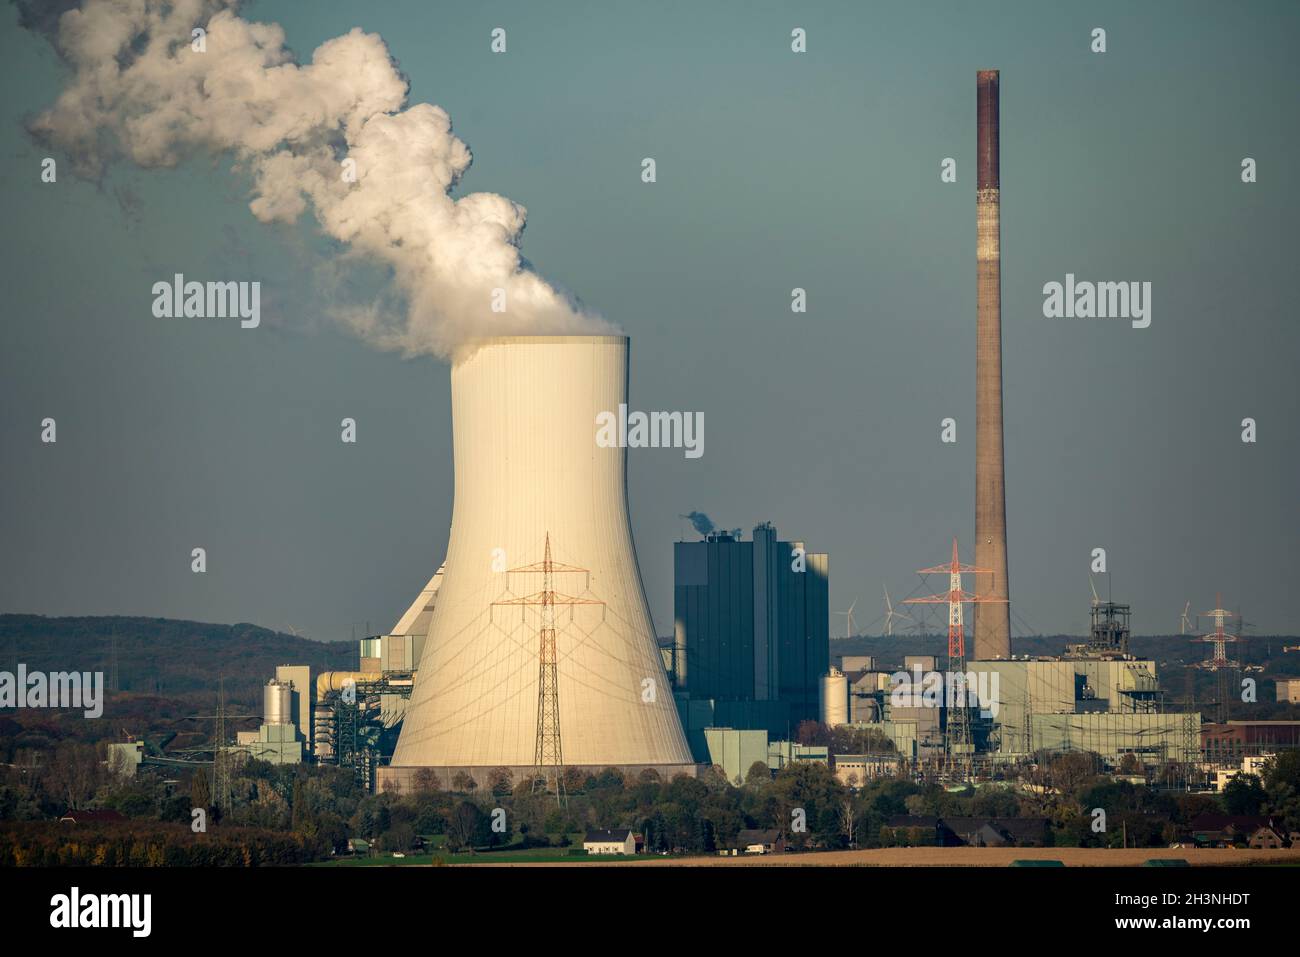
<box><xmin>973</xmin><ymin>70</ymin><xmax>1011</xmax><ymax>660</ymax></box>
<box><xmin>387</xmin><ymin>336</ymin><xmax>695</xmax><ymax>788</ymax></box>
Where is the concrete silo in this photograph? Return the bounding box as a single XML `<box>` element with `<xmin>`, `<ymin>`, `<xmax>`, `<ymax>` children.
<box><xmin>384</xmin><ymin>336</ymin><xmax>696</xmax><ymax>790</ymax></box>
<box><xmin>819</xmin><ymin>668</ymin><xmax>849</xmax><ymax>727</ymax></box>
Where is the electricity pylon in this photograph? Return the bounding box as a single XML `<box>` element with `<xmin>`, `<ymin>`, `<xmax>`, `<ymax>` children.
<box><xmin>905</xmin><ymin>538</ymin><xmax>1007</xmax><ymax>781</ymax></box>
<box><xmin>493</xmin><ymin>534</ymin><xmax>603</xmax><ymax>807</ymax></box>
<box><xmin>1195</xmin><ymin>593</ymin><xmax>1242</xmax><ymax>724</ymax></box>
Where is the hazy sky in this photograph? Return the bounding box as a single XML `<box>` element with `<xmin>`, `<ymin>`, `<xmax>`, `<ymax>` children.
<box><xmin>2</xmin><ymin>0</ymin><xmax>1297</xmax><ymax>642</ymax></box>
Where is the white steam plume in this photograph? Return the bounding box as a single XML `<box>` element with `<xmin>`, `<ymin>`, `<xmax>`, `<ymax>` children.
<box><xmin>27</xmin><ymin>0</ymin><xmax>610</xmax><ymax>358</ymax></box>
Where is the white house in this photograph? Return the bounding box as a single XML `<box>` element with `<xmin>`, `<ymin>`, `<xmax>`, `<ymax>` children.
<box><xmin>583</xmin><ymin>829</ymin><xmax>637</xmax><ymax>855</ymax></box>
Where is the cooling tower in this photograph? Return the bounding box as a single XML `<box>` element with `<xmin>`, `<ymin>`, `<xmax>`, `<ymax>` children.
<box><xmin>973</xmin><ymin>70</ymin><xmax>1012</xmax><ymax>660</ymax></box>
<box><xmin>386</xmin><ymin>336</ymin><xmax>696</xmax><ymax>788</ymax></box>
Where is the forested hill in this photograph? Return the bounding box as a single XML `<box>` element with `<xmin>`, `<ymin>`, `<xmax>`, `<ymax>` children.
<box><xmin>0</xmin><ymin>614</ymin><xmax>356</xmax><ymax>698</ymax></box>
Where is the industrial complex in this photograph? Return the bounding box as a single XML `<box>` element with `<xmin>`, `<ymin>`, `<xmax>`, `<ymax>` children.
<box><xmin>670</xmin><ymin>523</ymin><xmax>829</xmax><ymax>743</ymax></box>
<box><xmin>5</xmin><ymin>1</ymin><xmax>1299</xmax><ymax>935</ymax></box>
<box><xmin>169</xmin><ymin>72</ymin><xmax>1289</xmax><ymax>805</ymax></box>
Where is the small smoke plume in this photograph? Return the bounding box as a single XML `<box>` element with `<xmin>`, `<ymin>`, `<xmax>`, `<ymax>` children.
<box><xmin>24</xmin><ymin>0</ymin><xmax>610</xmax><ymax>358</ymax></box>
<box><xmin>681</xmin><ymin>512</ymin><xmax>714</xmax><ymax>537</ymax></box>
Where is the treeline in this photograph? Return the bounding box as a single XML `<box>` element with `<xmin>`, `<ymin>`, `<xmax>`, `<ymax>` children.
<box><xmin>367</xmin><ymin>762</ymin><xmax>856</xmax><ymax>853</ymax></box>
<box><xmin>5</xmin><ymin>741</ymin><xmax>1300</xmax><ymax>863</ymax></box>
<box><xmin>0</xmin><ymin>822</ymin><xmax>322</xmax><ymax>866</ymax></box>
<box><xmin>359</xmin><ymin>750</ymin><xmax>1300</xmax><ymax>855</ymax></box>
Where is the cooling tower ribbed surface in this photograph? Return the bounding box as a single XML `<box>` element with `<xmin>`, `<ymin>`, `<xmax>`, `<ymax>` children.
<box><xmin>390</xmin><ymin>336</ymin><xmax>695</xmax><ymax>776</ymax></box>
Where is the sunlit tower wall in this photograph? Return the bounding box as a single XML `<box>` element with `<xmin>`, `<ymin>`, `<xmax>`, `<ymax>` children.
<box><xmin>385</xmin><ymin>336</ymin><xmax>695</xmax><ymax>788</ymax></box>
<box><xmin>973</xmin><ymin>70</ymin><xmax>1012</xmax><ymax>660</ymax></box>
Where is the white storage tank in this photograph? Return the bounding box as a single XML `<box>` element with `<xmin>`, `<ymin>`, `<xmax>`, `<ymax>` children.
<box><xmin>263</xmin><ymin>679</ymin><xmax>293</xmax><ymax>726</ymax></box>
<box><xmin>820</xmin><ymin>668</ymin><xmax>849</xmax><ymax>726</ymax></box>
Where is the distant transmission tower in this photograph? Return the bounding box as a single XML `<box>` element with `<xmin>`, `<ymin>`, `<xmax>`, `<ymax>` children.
<box><xmin>904</xmin><ymin>538</ymin><xmax>1007</xmax><ymax>781</ymax></box>
<box><xmin>1195</xmin><ymin>593</ymin><xmax>1242</xmax><ymax>724</ymax></box>
<box><xmin>107</xmin><ymin>632</ymin><xmax>120</xmax><ymax>693</ymax></box>
<box><xmin>213</xmin><ymin>677</ymin><xmax>232</xmax><ymax>815</ymax></box>
<box><xmin>493</xmin><ymin>534</ymin><xmax>604</xmax><ymax>806</ymax></box>
<box><xmin>183</xmin><ymin>684</ymin><xmax>255</xmax><ymax>816</ymax></box>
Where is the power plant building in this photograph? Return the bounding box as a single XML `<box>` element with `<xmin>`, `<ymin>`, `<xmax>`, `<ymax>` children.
<box><xmin>361</xmin><ymin>566</ymin><xmax>443</xmax><ymax>728</ymax></box>
<box><xmin>846</xmin><ymin>653</ymin><xmax>1200</xmax><ymax>766</ymax></box>
<box><xmin>274</xmin><ymin>665</ymin><xmax>312</xmax><ymax>752</ymax></box>
<box><xmin>702</xmin><ymin>727</ymin><xmax>830</xmax><ymax>784</ymax></box>
<box><xmin>673</xmin><ymin>522</ymin><xmax>829</xmax><ymax>736</ymax></box>
<box><xmin>234</xmin><ymin>676</ymin><xmax>307</xmax><ymax>765</ymax></box>
<box><xmin>970</xmin><ymin>657</ymin><xmax>1198</xmax><ymax>763</ymax></box>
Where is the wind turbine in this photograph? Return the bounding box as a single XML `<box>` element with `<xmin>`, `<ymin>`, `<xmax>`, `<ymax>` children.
<box><xmin>1179</xmin><ymin>602</ymin><xmax>1193</xmax><ymax>636</ymax></box>
<box><xmin>836</xmin><ymin>599</ymin><xmax>859</xmax><ymax>640</ymax></box>
<box><xmin>882</xmin><ymin>585</ymin><xmax>914</xmax><ymax>637</ymax></box>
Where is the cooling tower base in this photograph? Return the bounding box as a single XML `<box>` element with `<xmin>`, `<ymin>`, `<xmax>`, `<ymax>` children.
<box><xmin>377</xmin><ymin>763</ymin><xmax>704</xmax><ymax>794</ymax></box>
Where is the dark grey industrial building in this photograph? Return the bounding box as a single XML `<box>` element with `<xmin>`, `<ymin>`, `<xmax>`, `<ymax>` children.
<box><xmin>672</xmin><ymin>523</ymin><xmax>829</xmax><ymax>737</ymax></box>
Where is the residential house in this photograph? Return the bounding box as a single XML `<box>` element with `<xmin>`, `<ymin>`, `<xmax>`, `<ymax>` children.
<box><xmin>583</xmin><ymin>829</ymin><xmax>637</xmax><ymax>855</ymax></box>
<box><xmin>735</xmin><ymin>828</ymin><xmax>785</xmax><ymax>854</ymax></box>
<box><xmin>1188</xmin><ymin>813</ymin><xmax>1288</xmax><ymax>848</ymax></box>
<box><xmin>883</xmin><ymin>815</ymin><xmax>1049</xmax><ymax>848</ymax></box>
